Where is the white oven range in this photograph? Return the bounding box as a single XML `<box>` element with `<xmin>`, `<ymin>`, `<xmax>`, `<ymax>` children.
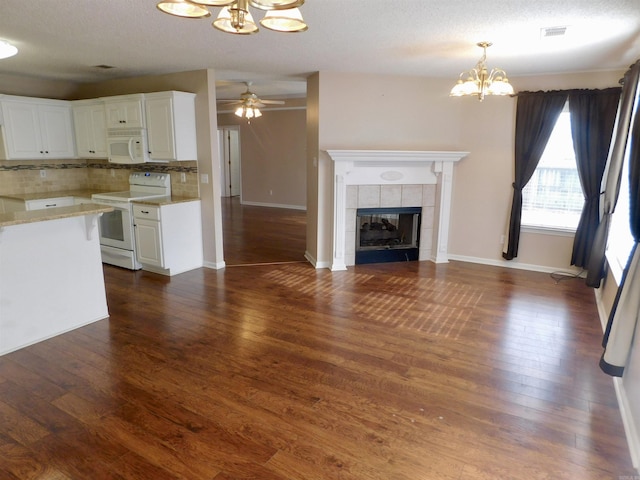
<box><xmin>92</xmin><ymin>172</ymin><xmax>171</xmax><ymax>270</ymax></box>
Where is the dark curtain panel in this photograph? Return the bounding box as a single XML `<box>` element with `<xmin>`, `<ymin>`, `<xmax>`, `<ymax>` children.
<box><xmin>503</xmin><ymin>91</ymin><xmax>568</xmax><ymax>260</ymax></box>
<box><xmin>600</xmin><ymin>70</ymin><xmax>640</xmax><ymax>377</ymax></box>
<box><xmin>586</xmin><ymin>60</ymin><xmax>640</xmax><ymax>287</ymax></box>
<box><xmin>568</xmin><ymin>88</ymin><xmax>621</xmax><ymax>268</ymax></box>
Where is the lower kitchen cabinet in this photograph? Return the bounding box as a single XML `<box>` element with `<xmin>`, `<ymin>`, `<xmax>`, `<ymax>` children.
<box><xmin>133</xmin><ymin>200</ymin><xmax>203</xmax><ymax>276</ymax></box>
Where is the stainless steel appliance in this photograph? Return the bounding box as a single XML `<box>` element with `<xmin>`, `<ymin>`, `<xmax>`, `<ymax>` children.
<box><xmin>92</xmin><ymin>172</ymin><xmax>171</xmax><ymax>269</ymax></box>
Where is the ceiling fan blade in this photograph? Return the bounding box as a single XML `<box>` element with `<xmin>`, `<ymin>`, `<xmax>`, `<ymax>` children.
<box><xmin>259</xmin><ymin>99</ymin><xmax>285</xmax><ymax>105</ymax></box>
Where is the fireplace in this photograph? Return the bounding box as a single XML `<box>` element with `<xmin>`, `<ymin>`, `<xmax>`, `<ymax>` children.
<box><xmin>356</xmin><ymin>207</ymin><xmax>421</xmax><ymax>264</ymax></box>
<box><xmin>326</xmin><ymin>150</ymin><xmax>468</xmax><ymax>271</ymax></box>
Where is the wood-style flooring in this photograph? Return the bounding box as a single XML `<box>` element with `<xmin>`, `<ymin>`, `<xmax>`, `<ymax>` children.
<box><xmin>0</xmin><ymin>201</ymin><xmax>636</xmax><ymax>479</ymax></box>
<box><xmin>222</xmin><ymin>196</ymin><xmax>306</xmax><ymax>266</ymax></box>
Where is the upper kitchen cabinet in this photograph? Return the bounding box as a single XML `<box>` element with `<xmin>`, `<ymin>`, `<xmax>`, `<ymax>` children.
<box><xmin>145</xmin><ymin>91</ymin><xmax>197</xmax><ymax>161</ymax></box>
<box><xmin>0</xmin><ymin>95</ymin><xmax>76</xmax><ymax>160</ymax></box>
<box><xmin>104</xmin><ymin>94</ymin><xmax>145</xmax><ymax>129</ymax></box>
<box><xmin>72</xmin><ymin>100</ymin><xmax>107</xmax><ymax>158</ymax></box>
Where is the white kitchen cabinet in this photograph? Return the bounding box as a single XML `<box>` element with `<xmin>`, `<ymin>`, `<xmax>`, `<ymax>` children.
<box><xmin>0</xmin><ymin>95</ymin><xmax>76</xmax><ymax>160</ymax></box>
<box><xmin>104</xmin><ymin>94</ymin><xmax>145</xmax><ymax>129</ymax></box>
<box><xmin>72</xmin><ymin>100</ymin><xmax>107</xmax><ymax>158</ymax></box>
<box><xmin>133</xmin><ymin>200</ymin><xmax>203</xmax><ymax>276</ymax></box>
<box><xmin>145</xmin><ymin>91</ymin><xmax>197</xmax><ymax>161</ymax></box>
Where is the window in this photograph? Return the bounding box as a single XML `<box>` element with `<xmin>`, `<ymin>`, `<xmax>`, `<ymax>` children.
<box><xmin>521</xmin><ymin>109</ymin><xmax>584</xmax><ymax>231</ymax></box>
<box><xmin>606</xmin><ymin>87</ymin><xmax>639</xmax><ymax>283</ymax></box>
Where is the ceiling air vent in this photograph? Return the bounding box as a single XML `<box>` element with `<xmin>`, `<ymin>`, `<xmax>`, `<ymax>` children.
<box><xmin>541</xmin><ymin>26</ymin><xmax>568</xmax><ymax>38</ymax></box>
<box><xmin>93</xmin><ymin>64</ymin><xmax>115</xmax><ymax>70</ymax></box>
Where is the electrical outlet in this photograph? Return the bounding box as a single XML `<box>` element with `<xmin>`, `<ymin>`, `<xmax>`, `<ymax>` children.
<box><xmin>39</xmin><ymin>170</ymin><xmax>46</xmax><ymax>178</ymax></box>
<box><xmin>269</xmin><ymin>189</ymin><xmax>273</xmax><ymax>196</ymax></box>
<box><xmin>500</xmin><ymin>235</ymin><xmax>505</xmax><ymax>245</ymax></box>
<box><xmin>201</xmin><ymin>173</ymin><xmax>209</xmax><ymax>184</ymax></box>
<box><xmin>181</xmin><ymin>172</ymin><xmax>186</xmax><ymax>183</ymax></box>
<box><xmin>110</xmin><ymin>169</ymin><xmax>115</xmax><ymax>177</ymax></box>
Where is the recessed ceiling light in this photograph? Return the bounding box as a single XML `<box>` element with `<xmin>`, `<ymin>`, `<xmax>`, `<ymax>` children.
<box><xmin>0</xmin><ymin>40</ymin><xmax>18</xmax><ymax>59</ymax></box>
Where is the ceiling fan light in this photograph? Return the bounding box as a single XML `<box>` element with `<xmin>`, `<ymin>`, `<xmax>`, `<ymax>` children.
<box><xmin>235</xmin><ymin>106</ymin><xmax>262</xmax><ymax>119</ymax></box>
<box><xmin>156</xmin><ymin>0</ymin><xmax>211</xmax><ymax>18</ymax></box>
<box><xmin>0</xmin><ymin>40</ymin><xmax>18</xmax><ymax>59</ymax></box>
<box><xmin>249</xmin><ymin>0</ymin><xmax>304</xmax><ymax>10</ymax></box>
<box><xmin>213</xmin><ymin>4</ymin><xmax>259</xmax><ymax>34</ymax></box>
<box><xmin>260</xmin><ymin>8</ymin><xmax>307</xmax><ymax>32</ymax></box>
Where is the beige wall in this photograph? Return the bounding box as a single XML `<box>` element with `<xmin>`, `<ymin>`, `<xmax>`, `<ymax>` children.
<box><xmin>218</xmin><ymin>105</ymin><xmax>306</xmax><ymax>208</ymax></box>
<box><xmin>310</xmin><ymin>69</ymin><xmax>624</xmax><ymax>271</ymax></box>
<box><xmin>305</xmin><ymin>73</ymin><xmax>321</xmax><ymax>266</ymax></box>
<box><xmin>0</xmin><ymin>73</ymin><xmax>78</xmax><ymax>99</ymax></box>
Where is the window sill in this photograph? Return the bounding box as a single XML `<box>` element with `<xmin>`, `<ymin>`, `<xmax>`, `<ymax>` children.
<box><xmin>521</xmin><ymin>225</ymin><xmax>576</xmax><ymax>237</ymax></box>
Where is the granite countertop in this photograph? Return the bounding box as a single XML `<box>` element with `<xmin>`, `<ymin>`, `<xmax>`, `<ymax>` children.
<box><xmin>0</xmin><ymin>203</ymin><xmax>114</xmax><ymax>228</ymax></box>
<box><xmin>0</xmin><ymin>189</ymin><xmax>111</xmax><ymax>202</ymax></box>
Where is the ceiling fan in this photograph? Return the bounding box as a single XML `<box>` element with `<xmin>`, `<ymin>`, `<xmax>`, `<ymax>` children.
<box><xmin>218</xmin><ymin>82</ymin><xmax>284</xmax><ymax>120</ymax></box>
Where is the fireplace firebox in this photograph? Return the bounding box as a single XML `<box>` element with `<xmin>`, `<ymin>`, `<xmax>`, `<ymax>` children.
<box><xmin>355</xmin><ymin>207</ymin><xmax>421</xmax><ymax>264</ymax></box>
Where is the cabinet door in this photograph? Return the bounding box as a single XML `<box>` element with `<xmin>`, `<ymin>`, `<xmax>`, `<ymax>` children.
<box><xmin>73</xmin><ymin>104</ymin><xmax>107</xmax><ymax>157</ymax></box>
<box><xmin>0</xmin><ymin>100</ymin><xmax>43</xmax><ymax>159</ymax></box>
<box><xmin>145</xmin><ymin>97</ymin><xmax>175</xmax><ymax>160</ymax></box>
<box><xmin>135</xmin><ymin>218</ymin><xmax>164</xmax><ymax>267</ymax></box>
<box><xmin>106</xmin><ymin>101</ymin><xmax>144</xmax><ymax>129</ymax></box>
<box><xmin>89</xmin><ymin>105</ymin><xmax>108</xmax><ymax>156</ymax></box>
<box><xmin>73</xmin><ymin>106</ymin><xmax>93</xmax><ymax>156</ymax></box>
<box><xmin>38</xmin><ymin>104</ymin><xmax>76</xmax><ymax>158</ymax></box>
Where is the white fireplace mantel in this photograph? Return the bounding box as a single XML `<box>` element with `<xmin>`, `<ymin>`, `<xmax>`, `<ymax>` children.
<box><xmin>327</xmin><ymin>149</ymin><xmax>469</xmax><ymax>271</ymax></box>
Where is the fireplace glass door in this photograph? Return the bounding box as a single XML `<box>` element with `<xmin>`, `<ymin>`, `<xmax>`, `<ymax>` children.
<box><xmin>356</xmin><ymin>207</ymin><xmax>421</xmax><ymax>264</ymax></box>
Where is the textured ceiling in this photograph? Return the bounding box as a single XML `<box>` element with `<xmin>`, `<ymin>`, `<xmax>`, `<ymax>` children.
<box><xmin>0</xmin><ymin>0</ymin><xmax>639</xmax><ymax>99</ymax></box>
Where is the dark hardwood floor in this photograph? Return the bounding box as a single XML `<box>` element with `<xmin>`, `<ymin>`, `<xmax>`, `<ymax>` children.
<box><xmin>222</xmin><ymin>196</ymin><xmax>306</xmax><ymax>266</ymax></box>
<box><xmin>0</xmin><ymin>202</ymin><xmax>636</xmax><ymax>479</ymax></box>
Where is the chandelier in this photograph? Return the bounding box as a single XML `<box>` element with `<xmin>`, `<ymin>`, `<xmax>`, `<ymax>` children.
<box><xmin>450</xmin><ymin>42</ymin><xmax>514</xmax><ymax>101</ymax></box>
<box><xmin>156</xmin><ymin>0</ymin><xmax>307</xmax><ymax>34</ymax></box>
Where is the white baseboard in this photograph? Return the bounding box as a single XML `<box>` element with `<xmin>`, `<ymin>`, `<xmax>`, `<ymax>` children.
<box><xmin>447</xmin><ymin>254</ymin><xmax>585</xmax><ymax>276</ymax></box>
<box><xmin>203</xmin><ymin>260</ymin><xmax>226</xmax><ymax>270</ymax></box>
<box><xmin>241</xmin><ymin>200</ymin><xmax>306</xmax><ymax>211</ymax></box>
<box><xmin>613</xmin><ymin>378</ymin><xmax>640</xmax><ymax>472</ymax></box>
<box><xmin>305</xmin><ymin>250</ymin><xmax>331</xmax><ymax>269</ymax></box>
<box><xmin>594</xmin><ymin>289</ymin><xmax>640</xmax><ymax>473</ymax></box>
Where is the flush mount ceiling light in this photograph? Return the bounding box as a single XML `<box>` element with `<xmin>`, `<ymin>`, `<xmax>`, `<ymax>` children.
<box><xmin>0</xmin><ymin>40</ymin><xmax>18</xmax><ymax>60</ymax></box>
<box><xmin>157</xmin><ymin>0</ymin><xmax>307</xmax><ymax>34</ymax></box>
<box><xmin>450</xmin><ymin>42</ymin><xmax>514</xmax><ymax>101</ymax></box>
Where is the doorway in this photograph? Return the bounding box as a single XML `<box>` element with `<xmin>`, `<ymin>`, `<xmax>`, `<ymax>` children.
<box><xmin>218</xmin><ymin>126</ymin><xmax>241</xmax><ymax>198</ymax></box>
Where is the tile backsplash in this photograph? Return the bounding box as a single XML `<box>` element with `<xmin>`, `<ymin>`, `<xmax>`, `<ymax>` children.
<box><xmin>0</xmin><ymin>159</ymin><xmax>200</xmax><ymax>197</ymax></box>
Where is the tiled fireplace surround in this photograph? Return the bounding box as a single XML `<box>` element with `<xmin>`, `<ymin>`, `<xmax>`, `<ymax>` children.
<box><xmin>327</xmin><ymin>150</ymin><xmax>468</xmax><ymax>271</ymax></box>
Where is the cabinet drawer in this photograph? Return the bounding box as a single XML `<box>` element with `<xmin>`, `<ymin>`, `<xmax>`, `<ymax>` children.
<box><xmin>26</xmin><ymin>197</ymin><xmax>74</xmax><ymax>210</ymax></box>
<box><xmin>133</xmin><ymin>204</ymin><xmax>160</xmax><ymax>220</ymax></box>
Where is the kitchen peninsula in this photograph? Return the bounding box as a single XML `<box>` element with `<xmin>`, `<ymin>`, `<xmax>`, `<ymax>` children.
<box><xmin>0</xmin><ymin>203</ymin><xmax>112</xmax><ymax>355</ymax></box>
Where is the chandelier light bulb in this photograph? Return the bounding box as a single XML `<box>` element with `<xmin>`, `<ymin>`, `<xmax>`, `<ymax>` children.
<box><xmin>0</xmin><ymin>40</ymin><xmax>18</xmax><ymax>60</ymax></box>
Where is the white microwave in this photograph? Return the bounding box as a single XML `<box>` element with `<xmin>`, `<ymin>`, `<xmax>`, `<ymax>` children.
<box><xmin>106</xmin><ymin>128</ymin><xmax>150</xmax><ymax>164</ymax></box>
